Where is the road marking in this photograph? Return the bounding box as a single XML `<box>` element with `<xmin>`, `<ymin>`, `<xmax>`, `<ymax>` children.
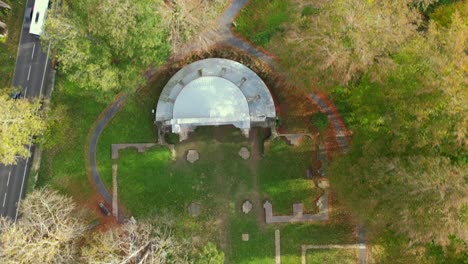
<box><xmin>7</xmin><ymin>171</ymin><xmax>11</xmax><ymax>187</ymax></box>
<box><xmin>10</xmin><ymin>0</ymin><xmax>28</xmax><ymax>86</ymax></box>
<box><xmin>15</xmin><ymin>140</ymin><xmax>32</xmax><ymax>222</ymax></box>
<box><xmin>2</xmin><ymin>193</ymin><xmax>6</xmax><ymax>208</ymax></box>
<box><xmin>27</xmin><ymin>65</ymin><xmax>32</xmax><ymax>80</ymax></box>
<box><xmin>39</xmin><ymin>43</ymin><xmax>51</xmax><ymax>96</ymax></box>
<box><xmin>31</xmin><ymin>43</ymin><xmax>36</xmax><ymax>59</ymax></box>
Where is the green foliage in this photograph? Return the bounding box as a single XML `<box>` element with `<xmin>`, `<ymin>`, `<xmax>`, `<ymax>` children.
<box><xmin>235</xmin><ymin>0</ymin><xmax>290</xmax><ymax>46</ymax></box>
<box><xmin>429</xmin><ymin>1</ymin><xmax>467</xmax><ymax>27</ymax></box>
<box><xmin>0</xmin><ymin>0</ymin><xmax>25</xmax><ymax>87</ymax></box>
<box><xmin>426</xmin><ymin>236</ymin><xmax>468</xmax><ymax>264</ymax></box>
<box><xmin>165</xmin><ymin>132</ymin><xmax>180</xmax><ymax>144</ymax></box>
<box><xmin>37</xmin><ymin>104</ymin><xmax>71</xmax><ymax>150</ymax></box>
<box><xmin>44</xmin><ymin>0</ymin><xmax>170</xmax><ymax>100</ymax></box>
<box><xmin>327</xmin><ymin>9</ymin><xmax>467</xmax><ymax>249</ymax></box>
<box><xmin>371</xmin><ymin>231</ymin><xmax>421</xmax><ymax>263</ymax></box>
<box><xmin>301</xmin><ymin>5</ymin><xmax>320</xmax><ymax>17</ymax></box>
<box><xmin>0</xmin><ymin>93</ymin><xmax>46</xmax><ymax>165</ymax></box>
<box><xmin>311</xmin><ymin>112</ymin><xmax>329</xmax><ymax>131</ymax></box>
<box><xmin>196</xmin><ymin>242</ymin><xmax>225</xmax><ymax>264</ymax></box>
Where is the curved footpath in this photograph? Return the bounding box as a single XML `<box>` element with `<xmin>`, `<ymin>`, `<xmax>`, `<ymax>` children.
<box><xmin>85</xmin><ymin>0</ymin><xmax>365</xmax><ymax>262</ymax></box>
<box><xmin>88</xmin><ymin>95</ymin><xmax>127</xmax><ymax>205</ymax></box>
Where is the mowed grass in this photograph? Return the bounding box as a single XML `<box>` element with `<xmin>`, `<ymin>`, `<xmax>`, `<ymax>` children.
<box><xmin>115</xmin><ymin>129</ymin><xmax>252</xmax><ymax>219</ymax></box>
<box><xmin>229</xmin><ymin>211</ymin><xmax>355</xmax><ymax>264</ymax></box>
<box><xmin>108</xmin><ymin>125</ymin><xmax>351</xmax><ymax>262</ymax></box>
<box><xmin>259</xmin><ymin>138</ymin><xmax>321</xmax><ymax>215</ymax></box>
<box><xmin>306</xmin><ymin>248</ymin><xmax>359</xmax><ymax>264</ymax></box>
<box><xmin>0</xmin><ymin>0</ymin><xmax>26</xmax><ymax>86</ymax></box>
<box><xmin>38</xmin><ymin>75</ymin><xmax>107</xmax><ymax>199</ymax></box>
<box><xmin>96</xmin><ymin>95</ymin><xmax>159</xmax><ymax>188</ymax></box>
<box><xmin>235</xmin><ymin>0</ymin><xmax>290</xmax><ymax>46</ymax></box>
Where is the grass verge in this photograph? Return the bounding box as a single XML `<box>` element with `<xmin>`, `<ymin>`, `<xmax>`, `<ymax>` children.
<box><xmin>38</xmin><ymin>74</ymin><xmax>106</xmax><ymax>201</ymax></box>
<box><xmin>0</xmin><ymin>0</ymin><xmax>26</xmax><ymax>86</ymax></box>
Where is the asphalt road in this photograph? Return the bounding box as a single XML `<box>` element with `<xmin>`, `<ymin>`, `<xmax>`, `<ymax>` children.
<box><xmin>0</xmin><ymin>0</ymin><xmax>52</xmax><ymax>220</ymax></box>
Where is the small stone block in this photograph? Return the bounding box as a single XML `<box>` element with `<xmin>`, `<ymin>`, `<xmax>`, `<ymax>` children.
<box><xmin>293</xmin><ymin>203</ymin><xmax>303</xmax><ymax>217</ymax></box>
<box><xmin>188</xmin><ymin>202</ymin><xmax>201</xmax><ymax>217</ymax></box>
<box><xmin>242</xmin><ymin>233</ymin><xmax>249</xmax><ymax>241</ymax></box>
<box><xmin>186</xmin><ymin>150</ymin><xmax>199</xmax><ymax>163</ymax></box>
<box><xmin>242</xmin><ymin>200</ymin><xmax>252</xmax><ymax>214</ymax></box>
<box><xmin>238</xmin><ymin>147</ymin><xmax>250</xmax><ymax>160</ymax></box>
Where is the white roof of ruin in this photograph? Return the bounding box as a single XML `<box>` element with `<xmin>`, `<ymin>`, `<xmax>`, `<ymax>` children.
<box><xmin>155</xmin><ymin>58</ymin><xmax>276</xmax><ymax>133</ymax></box>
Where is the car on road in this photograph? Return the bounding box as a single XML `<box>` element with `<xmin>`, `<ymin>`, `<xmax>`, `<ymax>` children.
<box><xmin>9</xmin><ymin>91</ymin><xmax>22</xmax><ymax>99</ymax></box>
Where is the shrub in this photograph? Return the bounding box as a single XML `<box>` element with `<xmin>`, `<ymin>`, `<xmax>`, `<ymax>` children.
<box><xmin>311</xmin><ymin>112</ymin><xmax>329</xmax><ymax>131</ymax></box>
<box><xmin>301</xmin><ymin>5</ymin><xmax>320</xmax><ymax>17</ymax></box>
<box><xmin>164</xmin><ymin>132</ymin><xmax>180</xmax><ymax>144</ymax></box>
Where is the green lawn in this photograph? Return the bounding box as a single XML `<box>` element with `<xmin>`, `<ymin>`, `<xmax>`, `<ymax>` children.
<box><xmin>0</xmin><ymin>0</ymin><xmax>26</xmax><ymax>87</ymax></box>
<box><xmin>306</xmin><ymin>248</ymin><xmax>359</xmax><ymax>264</ymax></box>
<box><xmin>104</xmin><ymin>121</ymin><xmax>352</xmax><ymax>262</ymax></box>
<box><xmin>38</xmin><ymin>75</ymin><xmax>106</xmax><ymax>199</ymax></box>
<box><xmin>229</xmin><ymin>212</ymin><xmax>355</xmax><ymax>264</ymax></box>
<box><xmin>259</xmin><ymin>138</ymin><xmax>321</xmax><ymax>215</ymax></box>
<box><xmin>234</xmin><ymin>0</ymin><xmax>290</xmax><ymax>47</ymax></box>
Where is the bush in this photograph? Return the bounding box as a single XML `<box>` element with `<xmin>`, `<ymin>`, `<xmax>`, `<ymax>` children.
<box><xmin>235</xmin><ymin>0</ymin><xmax>290</xmax><ymax>46</ymax></box>
<box><xmin>164</xmin><ymin>132</ymin><xmax>179</xmax><ymax>144</ymax></box>
<box><xmin>301</xmin><ymin>5</ymin><xmax>320</xmax><ymax>17</ymax></box>
<box><xmin>429</xmin><ymin>1</ymin><xmax>467</xmax><ymax>27</ymax></box>
<box><xmin>311</xmin><ymin>112</ymin><xmax>329</xmax><ymax>131</ymax></box>
<box><xmin>196</xmin><ymin>242</ymin><xmax>225</xmax><ymax>264</ymax></box>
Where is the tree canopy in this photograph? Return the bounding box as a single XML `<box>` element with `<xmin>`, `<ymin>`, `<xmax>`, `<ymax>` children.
<box><xmin>0</xmin><ymin>188</ymin><xmax>223</xmax><ymax>263</ymax></box>
<box><xmin>328</xmin><ymin>5</ymin><xmax>467</xmax><ymax>248</ymax></box>
<box><xmin>0</xmin><ymin>188</ymin><xmax>86</xmax><ymax>263</ymax></box>
<box><xmin>43</xmin><ymin>0</ymin><xmax>170</xmax><ymax>99</ymax></box>
<box><xmin>0</xmin><ymin>92</ymin><xmax>46</xmax><ymax>165</ymax></box>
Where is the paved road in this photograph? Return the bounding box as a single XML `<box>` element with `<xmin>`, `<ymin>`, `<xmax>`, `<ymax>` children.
<box><xmin>0</xmin><ymin>0</ymin><xmax>52</xmax><ymax>220</ymax></box>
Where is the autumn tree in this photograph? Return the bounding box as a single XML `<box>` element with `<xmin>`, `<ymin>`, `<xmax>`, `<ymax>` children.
<box><xmin>157</xmin><ymin>0</ymin><xmax>228</xmax><ymax>54</ymax></box>
<box><xmin>0</xmin><ymin>188</ymin><xmax>87</xmax><ymax>263</ymax></box>
<box><xmin>328</xmin><ymin>9</ymin><xmax>468</xmax><ymax>247</ymax></box>
<box><xmin>80</xmin><ymin>218</ymin><xmax>191</xmax><ymax>263</ymax></box>
<box><xmin>0</xmin><ymin>92</ymin><xmax>46</xmax><ymax>165</ymax></box>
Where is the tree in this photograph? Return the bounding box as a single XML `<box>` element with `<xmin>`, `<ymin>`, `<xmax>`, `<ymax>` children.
<box><xmin>80</xmin><ymin>219</ymin><xmax>191</xmax><ymax>263</ymax></box>
<box><xmin>328</xmin><ymin>9</ymin><xmax>468</xmax><ymax>246</ymax></box>
<box><xmin>43</xmin><ymin>0</ymin><xmax>170</xmax><ymax>100</ymax></box>
<box><xmin>0</xmin><ymin>92</ymin><xmax>46</xmax><ymax>165</ymax></box>
<box><xmin>157</xmin><ymin>0</ymin><xmax>228</xmax><ymax>54</ymax></box>
<box><xmin>0</xmin><ymin>188</ymin><xmax>87</xmax><ymax>263</ymax></box>
<box><xmin>330</xmin><ymin>155</ymin><xmax>467</xmax><ymax>244</ymax></box>
<box><xmin>0</xmin><ymin>1</ymin><xmax>11</xmax><ymax>9</ymax></box>
<box><xmin>278</xmin><ymin>0</ymin><xmax>446</xmax><ymax>87</ymax></box>
<box><xmin>37</xmin><ymin>104</ymin><xmax>72</xmax><ymax>150</ymax></box>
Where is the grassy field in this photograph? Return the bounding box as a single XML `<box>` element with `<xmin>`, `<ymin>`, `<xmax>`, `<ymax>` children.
<box><xmin>96</xmin><ymin>92</ymin><xmax>160</xmax><ymax>189</ymax></box>
<box><xmin>305</xmin><ymin>248</ymin><xmax>359</xmax><ymax>264</ymax></box>
<box><xmin>100</xmin><ymin>117</ymin><xmax>354</xmax><ymax>262</ymax></box>
<box><xmin>37</xmin><ymin>74</ymin><xmax>107</xmax><ymax>200</ymax></box>
<box><xmin>0</xmin><ymin>0</ymin><xmax>26</xmax><ymax>87</ymax></box>
<box><xmin>260</xmin><ymin>138</ymin><xmax>321</xmax><ymax>215</ymax></box>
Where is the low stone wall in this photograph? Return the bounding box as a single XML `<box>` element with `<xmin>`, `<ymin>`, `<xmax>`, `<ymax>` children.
<box><xmin>263</xmin><ymin>189</ymin><xmax>329</xmax><ymax>224</ymax></box>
